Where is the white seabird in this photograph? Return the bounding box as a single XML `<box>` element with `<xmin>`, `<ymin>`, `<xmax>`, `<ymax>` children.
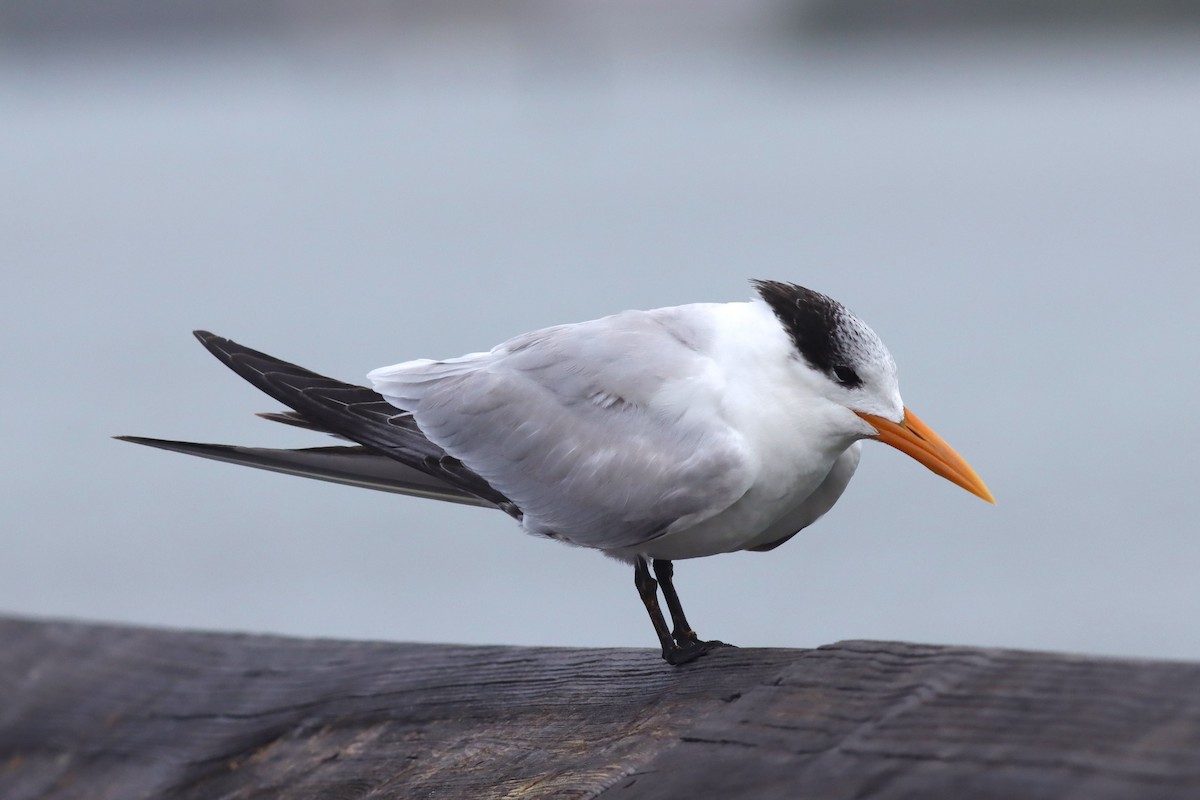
<box><xmin>119</xmin><ymin>280</ymin><xmax>993</xmax><ymax>664</ymax></box>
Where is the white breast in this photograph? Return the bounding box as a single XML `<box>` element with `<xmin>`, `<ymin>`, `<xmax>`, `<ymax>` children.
<box><xmin>609</xmin><ymin>302</ymin><xmax>866</xmax><ymax>561</ymax></box>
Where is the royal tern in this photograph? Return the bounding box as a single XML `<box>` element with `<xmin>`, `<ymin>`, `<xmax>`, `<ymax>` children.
<box><xmin>118</xmin><ymin>280</ymin><xmax>993</xmax><ymax>664</ymax></box>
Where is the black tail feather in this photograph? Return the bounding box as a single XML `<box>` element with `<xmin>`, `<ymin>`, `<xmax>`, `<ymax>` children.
<box><xmin>191</xmin><ymin>331</ymin><xmax>519</xmax><ymax>517</ymax></box>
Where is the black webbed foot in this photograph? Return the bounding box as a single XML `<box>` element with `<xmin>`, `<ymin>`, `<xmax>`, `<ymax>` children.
<box><xmin>662</xmin><ymin>639</ymin><xmax>736</xmax><ymax>666</ymax></box>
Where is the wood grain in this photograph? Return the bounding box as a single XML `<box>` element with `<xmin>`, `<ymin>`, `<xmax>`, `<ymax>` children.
<box><xmin>2</xmin><ymin>617</ymin><xmax>1199</xmax><ymax>799</ymax></box>
<box><xmin>603</xmin><ymin>641</ymin><xmax>1200</xmax><ymax>800</ymax></box>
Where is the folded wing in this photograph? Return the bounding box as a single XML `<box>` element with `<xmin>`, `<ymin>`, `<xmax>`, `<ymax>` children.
<box><xmin>368</xmin><ymin>309</ymin><xmax>754</xmax><ymax>550</ymax></box>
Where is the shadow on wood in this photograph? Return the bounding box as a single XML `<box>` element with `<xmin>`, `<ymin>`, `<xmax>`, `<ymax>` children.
<box><xmin>2</xmin><ymin>615</ymin><xmax>1199</xmax><ymax>799</ymax></box>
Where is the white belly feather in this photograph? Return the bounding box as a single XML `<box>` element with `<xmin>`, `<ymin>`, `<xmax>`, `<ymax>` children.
<box><xmin>622</xmin><ymin>442</ymin><xmax>861</xmax><ymax>561</ymax></box>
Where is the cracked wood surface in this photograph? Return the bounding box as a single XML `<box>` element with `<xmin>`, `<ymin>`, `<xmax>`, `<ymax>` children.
<box><xmin>2</xmin><ymin>616</ymin><xmax>1199</xmax><ymax>799</ymax></box>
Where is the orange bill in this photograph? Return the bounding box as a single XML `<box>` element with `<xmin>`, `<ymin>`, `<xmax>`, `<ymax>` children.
<box><xmin>854</xmin><ymin>407</ymin><xmax>995</xmax><ymax>504</ymax></box>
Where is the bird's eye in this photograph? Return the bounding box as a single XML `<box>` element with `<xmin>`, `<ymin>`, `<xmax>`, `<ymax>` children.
<box><xmin>832</xmin><ymin>365</ymin><xmax>860</xmax><ymax>387</ymax></box>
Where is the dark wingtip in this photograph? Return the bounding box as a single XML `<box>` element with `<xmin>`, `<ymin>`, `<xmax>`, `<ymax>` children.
<box><xmin>193</xmin><ymin>330</ymin><xmax>221</xmax><ymax>350</ymax></box>
<box><xmin>191</xmin><ymin>330</ymin><xmax>251</xmax><ymax>367</ymax></box>
<box><xmin>256</xmin><ymin>411</ymin><xmax>342</xmax><ymax>437</ymax></box>
<box><xmin>114</xmin><ymin>434</ymin><xmax>170</xmax><ymax>447</ymax></box>
<box><xmin>112</xmin><ymin>435</ymin><xmax>236</xmax><ymax>459</ymax></box>
<box><xmin>114</xmin><ymin>435</ymin><xmax>193</xmax><ymax>453</ymax></box>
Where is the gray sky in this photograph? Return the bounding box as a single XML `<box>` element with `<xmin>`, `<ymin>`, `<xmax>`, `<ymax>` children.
<box><xmin>3</xmin><ymin>4</ymin><xmax>1199</xmax><ymax>661</ymax></box>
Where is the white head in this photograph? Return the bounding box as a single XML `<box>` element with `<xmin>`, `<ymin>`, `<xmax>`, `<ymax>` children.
<box><xmin>753</xmin><ymin>279</ymin><xmax>902</xmax><ymax>424</ymax></box>
<box><xmin>753</xmin><ymin>279</ymin><xmax>994</xmax><ymax>503</ymax></box>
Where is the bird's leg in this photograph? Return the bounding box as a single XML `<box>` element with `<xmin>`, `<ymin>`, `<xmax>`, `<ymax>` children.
<box><xmin>634</xmin><ymin>557</ymin><xmax>731</xmax><ymax>666</ymax></box>
<box><xmin>653</xmin><ymin>558</ymin><xmax>733</xmax><ymax>653</ymax></box>
<box><xmin>651</xmin><ymin>559</ymin><xmax>700</xmax><ymax>646</ymax></box>
<box><xmin>633</xmin><ymin>557</ymin><xmax>678</xmax><ymax>661</ymax></box>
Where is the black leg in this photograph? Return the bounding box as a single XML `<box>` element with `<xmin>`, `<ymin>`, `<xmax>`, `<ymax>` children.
<box><xmin>633</xmin><ymin>556</ymin><xmax>677</xmax><ymax>659</ymax></box>
<box><xmin>634</xmin><ymin>557</ymin><xmax>733</xmax><ymax>666</ymax></box>
<box><xmin>652</xmin><ymin>559</ymin><xmax>699</xmax><ymax>646</ymax></box>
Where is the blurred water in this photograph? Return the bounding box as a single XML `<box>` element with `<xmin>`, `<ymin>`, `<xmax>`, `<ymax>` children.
<box><xmin>2</xmin><ymin>5</ymin><xmax>1199</xmax><ymax>659</ymax></box>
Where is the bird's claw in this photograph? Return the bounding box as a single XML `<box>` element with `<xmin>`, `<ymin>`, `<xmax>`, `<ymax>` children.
<box><xmin>663</xmin><ymin>639</ymin><xmax>736</xmax><ymax>666</ymax></box>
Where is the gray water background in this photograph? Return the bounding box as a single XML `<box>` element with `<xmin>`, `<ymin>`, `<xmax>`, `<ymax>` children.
<box><xmin>3</xmin><ymin>2</ymin><xmax>1199</xmax><ymax>659</ymax></box>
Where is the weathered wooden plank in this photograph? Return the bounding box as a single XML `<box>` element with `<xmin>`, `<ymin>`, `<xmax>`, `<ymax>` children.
<box><xmin>0</xmin><ymin>616</ymin><xmax>793</xmax><ymax>800</ymax></box>
<box><xmin>601</xmin><ymin>640</ymin><xmax>1200</xmax><ymax>800</ymax></box>
<box><xmin>3</xmin><ymin>616</ymin><xmax>1200</xmax><ymax>799</ymax></box>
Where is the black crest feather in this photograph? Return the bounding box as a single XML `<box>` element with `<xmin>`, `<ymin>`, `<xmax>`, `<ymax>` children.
<box><xmin>751</xmin><ymin>279</ymin><xmax>864</xmax><ymax>388</ymax></box>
